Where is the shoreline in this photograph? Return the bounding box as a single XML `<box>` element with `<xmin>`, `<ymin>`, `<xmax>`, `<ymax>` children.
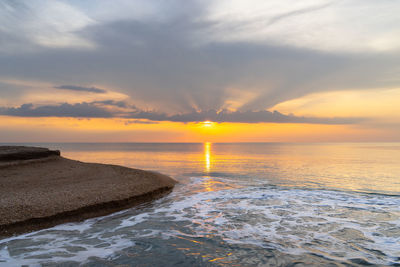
<box><xmin>0</xmin><ymin>147</ymin><xmax>177</xmax><ymax>238</ymax></box>
<box><xmin>1</xmin><ymin>186</ymin><xmax>173</xmax><ymax>238</ymax></box>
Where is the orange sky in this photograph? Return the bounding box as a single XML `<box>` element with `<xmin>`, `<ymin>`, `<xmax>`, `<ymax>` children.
<box><xmin>1</xmin><ymin>86</ymin><xmax>400</xmax><ymax>142</ymax></box>
<box><xmin>0</xmin><ymin>115</ymin><xmax>398</xmax><ymax>143</ymax></box>
<box><xmin>2</xmin><ymin>86</ymin><xmax>400</xmax><ymax>142</ymax></box>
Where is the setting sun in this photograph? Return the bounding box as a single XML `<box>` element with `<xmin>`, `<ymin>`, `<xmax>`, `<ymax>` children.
<box><xmin>202</xmin><ymin>121</ymin><xmax>214</xmax><ymax>127</ymax></box>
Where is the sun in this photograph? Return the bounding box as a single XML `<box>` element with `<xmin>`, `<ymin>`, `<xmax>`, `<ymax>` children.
<box><xmin>202</xmin><ymin>121</ymin><xmax>214</xmax><ymax>127</ymax></box>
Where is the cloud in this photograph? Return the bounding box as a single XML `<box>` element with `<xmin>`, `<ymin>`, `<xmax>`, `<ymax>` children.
<box><xmin>203</xmin><ymin>0</ymin><xmax>400</xmax><ymax>52</ymax></box>
<box><xmin>129</xmin><ymin>109</ymin><xmax>361</xmax><ymax>125</ymax></box>
<box><xmin>15</xmin><ymin>0</ymin><xmax>396</xmax><ymax>53</ymax></box>
<box><xmin>0</xmin><ymin>0</ymin><xmax>95</xmax><ymax>52</ymax></box>
<box><xmin>92</xmin><ymin>100</ymin><xmax>130</xmax><ymax>108</ymax></box>
<box><xmin>0</xmin><ymin>103</ymin><xmax>113</xmax><ymax>118</ymax></box>
<box><xmin>1</xmin><ymin>14</ymin><xmax>399</xmax><ymax>116</ymax></box>
<box><xmin>123</xmin><ymin>119</ymin><xmax>159</xmax><ymax>125</ymax></box>
<box><xmin>54</xmin><ymin>85</ymin><xmax>107</xmax><ymax>93</ymax></box>
<box><xmin>0</xmin><ymin>0</ymin><xmax>399</xmax><ymax>125</ymax></box>
<box><xmin>0</xmin><ymin>102</ymin><xmax>362</xmax><ymax>125</ymax></box>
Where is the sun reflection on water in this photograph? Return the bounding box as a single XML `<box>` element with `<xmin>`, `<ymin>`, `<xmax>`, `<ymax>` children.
<box><xmin>57</xmin><ymin>143</ymin><xmax>400</xmax><ymax>195</ymax></box>
<box><xmin>200</xmin><ymin>142</ymin><xmax>241</xmax><ymax>192</ymax></box>
<box><xmin>204</xmin><ymin>142</ymin><xmax>211</xmax><ymax>173</ymax></box>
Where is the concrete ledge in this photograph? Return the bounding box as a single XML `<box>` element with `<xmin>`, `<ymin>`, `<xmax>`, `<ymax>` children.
<box><xmin>0</xmin><ymin>146</ymin><xmax>60</xmax><ymax>161</ymax></box>
<box><xmin>0</xmin><ymin>146</ymin><xmax>177</xmax><ymax>238</ymax></box>
<box><xmin>0</xmin><ymin>187</ymin><xmax>173</xmax><ymax>238</ymax></box>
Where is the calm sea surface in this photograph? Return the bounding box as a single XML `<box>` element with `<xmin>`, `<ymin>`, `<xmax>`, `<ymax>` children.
<box><xmin>1</xmin><ymin>143</ymin><xmax>400</xmax><ymax>266</ymax></box>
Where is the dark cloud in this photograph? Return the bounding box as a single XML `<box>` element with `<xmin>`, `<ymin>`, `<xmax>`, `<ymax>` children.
<box><xmin>123</xmin><ymin>119</ymin><xmax>159</xmax><ymax>125</ymax></box>
<box><xmin>1</xmin><ymin>17</ymin><xmax>398</xmax><ymax>115</ymax></box>
<box><xmin>128</xmin><ymin>109</ymin><xmax>361</xmax><ymax>124</ymax></box>
<box><xmin>0</xmin><ymin>103</ymin><xmax>113</xmax><ymax>118</ymax></box>
<box><xmin>0</xmin><ymin>1</ymin><xmax>399</xmax><ymax>116</ymax></box>
<box><xmin>92</xmin><ymin>100</ymin><xmax>130</xmax><ymax>108</ymax></box>
<box><xmin>0</xmin><ymin>102</ymin><xmax>362</xmax><ymax>124</ymax></box>
<box><xmin>54</xmin><ymin>85</ymin><xmax>107</xmax><ymax>93</ymax></box>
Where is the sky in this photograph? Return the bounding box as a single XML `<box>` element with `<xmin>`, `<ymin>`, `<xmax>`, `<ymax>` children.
<box><xmin>1</xmin><ymin>0</ymin><xmax>400</xmax><ymax>142</ymax></box>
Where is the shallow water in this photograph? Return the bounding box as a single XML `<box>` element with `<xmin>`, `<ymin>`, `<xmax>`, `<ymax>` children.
<box><xmin>1</xmin><ymin>143</ymin><xmax>399</xmax><ymax>266</ymax></box>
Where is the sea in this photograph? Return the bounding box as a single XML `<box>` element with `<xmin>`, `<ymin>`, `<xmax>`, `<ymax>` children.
<box><xmin>0</xmin><ymin>143</ymin><xmax>399</xmax><ymax>266</ymax></box>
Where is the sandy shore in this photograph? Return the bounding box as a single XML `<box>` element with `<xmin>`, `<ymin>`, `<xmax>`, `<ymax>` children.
<box><xmin>0</xmin><ymin>147</ymin><xmax>177</xmax><ymax>238</ymax></box>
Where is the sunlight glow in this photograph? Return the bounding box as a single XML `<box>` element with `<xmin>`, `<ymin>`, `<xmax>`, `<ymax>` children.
<box><xmin>1</xmin><ymin>116</ymin><xmax>396</xmax><ymax>143</ymax></box>
<box><xmin>202</xmin><ymin>121</ymin><xmax>214</xmax><ymax>127</ymax></box>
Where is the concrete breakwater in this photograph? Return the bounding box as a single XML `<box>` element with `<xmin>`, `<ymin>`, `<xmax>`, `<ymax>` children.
<box><xmin>0</xmin><ymin>146</ymin><xmax>177</xmax><ymax>238</ymax></box>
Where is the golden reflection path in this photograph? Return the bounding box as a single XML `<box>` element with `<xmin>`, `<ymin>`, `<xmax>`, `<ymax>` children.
<box><xmin>203</xmin><ymin>142</ymin><xmax>214</xmax><ymax>192</ymax></box>
<box><xmin>201</xmin><ymin>142</ymin><xmax>241</xmax><ymax>193</ymax></box>
<box><xmin>204</xmin><ymin>142</ymin><xmax>211</xmax><ymax>173</ymax></box>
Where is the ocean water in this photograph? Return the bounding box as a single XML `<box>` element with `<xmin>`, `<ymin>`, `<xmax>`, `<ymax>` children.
<box><xmin>0</xmin><ymin>143</ymin><xmax>399</xmax><ymax>266</ymax></box>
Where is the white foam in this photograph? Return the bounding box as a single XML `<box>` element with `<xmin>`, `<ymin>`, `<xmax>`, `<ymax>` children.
<box><xmin>1</xmin><ymin>177</ymin><xmax>399</xmax><ymax>266</ymax></box>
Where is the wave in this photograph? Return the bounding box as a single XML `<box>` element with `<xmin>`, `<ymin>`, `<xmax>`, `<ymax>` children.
<box><xmin>1</xmin><ymin>176</ymin><xmax>399</xmax><ymax>266</ymax></box>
